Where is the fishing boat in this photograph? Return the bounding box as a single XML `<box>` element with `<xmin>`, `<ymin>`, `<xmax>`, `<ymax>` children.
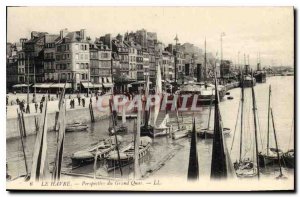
<box><xmin>117</xmin><ymin>113</ymin><xmax>137</xmax><ymax>119</ymax></box>
<box><xmin>153</xmin><ymin>114</ymin><xmax>172</xmax><ymax>137</ymax></box>
<box><xmin>108</xmin><ymin>98</ymin><xmax>128</xmax><ymax>135</ymax></box>
<box><xmin>105</xmin><ymin>136</ymin><xmax>152</xmax><ymax>172</ymax></box>
<box><xmin>140</xmin><ymin>67</ymin><xmax>158</xmax><ymax>138</ymax></box>
<box><xmin>71</xmin><ymin>136</ymin><xmax>123</xmax><ymax>166</ymax></box>
<box><xmin>282</xmin><ymin>149</ymin><xmax>294</xmax><ymax>168</ymax></box>
<box><xmin>65</xmin><ymin>122</ymin><xmax>88</xmax><ymax>132</ymax></box>
<box><xmin>258</xmin><ymin>86</ymin><xmax>284</xmax><ymax>167</ymax></box>
<box><xmin>172</xmin><ymin>104</ymin><xmax>189</xmax><ymax>140</ymax></box>
<box><xmin>233</xmin><ymin>72</ymin><xmax>260</xmax><ymax>179</ymax></box>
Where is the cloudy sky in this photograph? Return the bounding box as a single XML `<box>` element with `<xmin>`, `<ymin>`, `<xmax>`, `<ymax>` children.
<box><xmin>7</xmin><ymin>7</ymin><xmax>294</xmax><ymax>67</ymax></box>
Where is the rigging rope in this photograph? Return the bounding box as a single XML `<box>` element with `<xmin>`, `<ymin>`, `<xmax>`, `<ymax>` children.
<box><xmin>230</xmin><ymin>91</ymin><xmax>242</xmax><ymax>153</ymax></box>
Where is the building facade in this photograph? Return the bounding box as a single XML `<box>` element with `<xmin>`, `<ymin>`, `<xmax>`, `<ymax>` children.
<box><xmin>55</xmin><ymin>29</ymin><xmax>90</xmax><ymax>90</ymax></box>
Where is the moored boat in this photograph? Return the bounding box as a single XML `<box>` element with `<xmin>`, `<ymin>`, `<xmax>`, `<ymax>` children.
<box><xmin>198</xmin><ymin>128</ymin><xmax>231</xmax><ymax>139</ymax></box>
<box><xmin>282</xmin><ymin>149</ymin><xmax>294</xmax><ymax>168</ymax></box>
<box><xmin>108</xmin><ymin>125</ymin><xmax>128</xmax><ymax>135</ymax></box>
<box><xmin>234</xmin><ymin>160</ymin><xmax>258</xmax><ymax>178</ymax></box>
<box><xmin>66</xmin><ymin>122</ymin><xmax>88</xmax><ymax>132</ymax></box>
<box><xmin>71</xmin><ymin>136</ymin><xmax>123</xmax><ymax>166</ymax></box>
<box><xmin>258</xmin><ymin>148</ymin><xmax>283</xmax><ymax>167</ymax></box>
<box><xmin>105</xmin><ymin>136</ymin><xmax>152</xmax><ymax>172</ymax></box>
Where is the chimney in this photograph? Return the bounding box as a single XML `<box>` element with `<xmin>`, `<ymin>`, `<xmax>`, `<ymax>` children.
<box><xmin>60</xmin><ymin>28</ymin><xmax>68</xmax><ymax>39</ymax></box>
<box><xmin>19</xmin><ymin>38</ymin><xmax>28</xmax><ymax>48</ymax></box>
<box><xmin>80</xmin><ymin>29</ymin><xmax>86</xmax><ymax>40</ymax></box>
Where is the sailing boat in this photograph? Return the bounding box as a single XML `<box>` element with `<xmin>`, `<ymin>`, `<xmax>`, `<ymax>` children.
<box><xmin>140</xmin><ymin>72</ymin><xmax>155</xmax><ymax>137</ymax></box>
<box><xmin>106</xmin><ymin>106</ymin><xmax>152</xmax><ymax>172</ymax></box>
<box><xmin>210</xmin><ymin>74</ymin><xmax>235</xmax><ymax>179</ymax></box>
<box><xmin>152</xmin><ymin>63</ymin><xmax>171</xmax><ymax>137</ymax></box>
<box><xmin>258</xmin><ymin>85</ymin><xmax>284</xmax><ymax>167</ymax></box>
<box><xmin>172</xmin><ymin>98</ymin><xmax>189</xmax><ymax>140</ymax></box>
<box><xmin>199</xmin><ymin>91</ymin><xmax>231</xmax><ymax>139</ymax></box>
<box><xmin>108</xmin><ymin>96</ymin><xmax>128</xmax><ymax>135</ymax></box>
<box><xmin>234</xmin><ymin>72</ymin><xmax>260</xmax><ymax>178</ymax></box>
<box><xmin>282</xmin><ymin>117</ymin><xmax>294</xmax><ymax>168</ymax></box>
<box><xmin>187</xmin><ymin>118</ymin><xmax>199</xmax><ymax>180</ymax></box>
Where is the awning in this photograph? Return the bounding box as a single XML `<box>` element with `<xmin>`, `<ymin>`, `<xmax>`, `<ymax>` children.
<box><xmin>32</xmin><ymin>83</ymin><xmax>53</xmax><ymax>88</ymax></box>
<box><xmin>103</xmin><ymin>83</ymin><xmax>114</xmax><ymax>88</ymax></box>
<box><xmin>50</xmin><ymin>83</ymin><xmax>72</xmax><ymax>89</ymax></box>
<box><xmin>81</xmin><ymin>82</ymin><xmax>102</xmax><ymax>89</ymax></box>
<box><xmin>12</xmin><ymin>84</ymin><xmax>30</xmax><ymax>88</ymax></box>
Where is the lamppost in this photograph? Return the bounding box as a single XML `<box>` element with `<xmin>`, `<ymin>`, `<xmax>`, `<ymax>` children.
<box><xmin>220</xmin><ymin>32</ymin><xmax>226</xmax><ymax>80</ymax></box>
<box><xmin>174</xmin><ymin>34</ymin><xmax>179</xmax><ymax>84</ymax></box>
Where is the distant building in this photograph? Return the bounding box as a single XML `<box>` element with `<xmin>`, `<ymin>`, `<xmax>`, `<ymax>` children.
<box><xmin>55</xmin><ymin>29</ymin><xmax>90</xmax><ymax>90</ymax></box>
<box><xmin>44</xmin><ymin>34</ymin><xmax>60</xmax><ymax>82</ymax></box>
<box><xmin>90</xmin><ymin>41</ymin><xmax>112</xmax><ymax>89</ymax></box>
<box><xmin>112</xmin><ymin>36</ymin><xmax>129</xmax><ymax>77</ymax></box>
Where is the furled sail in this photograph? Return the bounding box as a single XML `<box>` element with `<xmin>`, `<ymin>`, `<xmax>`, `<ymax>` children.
<box><xmin>210</xmin><ymin>77</ymin><xmax>235</xmax><ymax>179</ymax></box>
<box><xmin>154</xmin><ymin>63</ymin><xmax>163</xmax><ymax>125</ymax></box>
<box><xmin>52</xmin><ymin>88</ymin><xmax>66</xmax><ymax>181</ymax></box>
<box><xmin>30</xmin><ymin>99</ymin><xmax>50</xmax><ymax>182</ymax></box>
<box><xmin>187</xmin><ymin>118</ymin><xmax>199</xmax><ymax>181</ymax></box>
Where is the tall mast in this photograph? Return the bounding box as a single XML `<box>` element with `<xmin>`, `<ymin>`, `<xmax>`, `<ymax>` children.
<box><xmin>27</xmin><ymin>56</ymin><xmax>30</xmax><ymax>113</ymax></box>
<box><xmin>204</xmin><ymin>37</ymin><xmax>207</xmax><ymax>81</ymax></box>
<box><xmin>239</xmin><ymin>69</ymin><xmax>244</xmax><ymax>162</ymax></box>
<box><xmin>134</xmin><ymin>110</ymin><xmax>141</xmax><ymax>179</ymax></box>
<box><xmin>266</xmin><ymin>85</ymin><xmax>271</xmax><ymax>155</ymax></box>
<box><xmin>271</xmin><ymin>108</ymin><xmax>283</xmax><ymax>177</ymax></box>
<box><xmin>251</xmin><ymin>72</ymin><xmax>260</xmax><ymax>179</ymax></box>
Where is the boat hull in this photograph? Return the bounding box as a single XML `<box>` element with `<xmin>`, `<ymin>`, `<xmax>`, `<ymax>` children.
<box><xmin>106</xmin><ymin>143</ymin><xmax>151</xmax><ymax>172</ymax></box>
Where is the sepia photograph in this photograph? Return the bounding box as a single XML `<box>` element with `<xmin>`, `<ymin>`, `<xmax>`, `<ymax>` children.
<box><xmin>5</xmin><ymin>6</ymin><xmax>294</xmax><ymax>191</ymax></box>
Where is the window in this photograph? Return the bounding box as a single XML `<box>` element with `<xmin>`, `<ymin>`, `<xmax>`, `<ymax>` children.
<box><xmin>80</xmin><ymin>63</ymin><xmax>84</xmax><ymax>69</ymax></box>
<box><xmin>66</xmin><ymin>44</ymin><xmax>69</xmax><ymax>51</ymax></box>
<box><xmin>80</xmin><ymin>54</ymin><xmax>83</xmax><ymax>60</ymax></box>
<box><xmin>75</xmin><ymin>54</ymin><xmax>79</xmax><ymax>60</ymax></box>
<box><xmin>75</xmin><ymin>44</ymin><xmax>79</xmax><ymax>50</ymax></box>
<box><xmin>76</xmin><ymin>63</ymin><xmax>80</xmax><ymax>69</ymax></box>
<box><xmin>85</xmin><ymin>54</ymin><xmax>88</xmax><ymax>60</ymax></box>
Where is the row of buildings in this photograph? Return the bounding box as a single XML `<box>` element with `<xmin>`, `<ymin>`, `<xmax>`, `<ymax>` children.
<box><xmin>7</xmin><ymin>28</ymin><xmax>232</xmax><ymax>92</ymax></box>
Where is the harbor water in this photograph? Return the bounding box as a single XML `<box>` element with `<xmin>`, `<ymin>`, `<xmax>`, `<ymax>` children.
<box><xmin>6</xmin><ymin>76</ymin><xmax>294</xmax><ymax>181</ymax></box>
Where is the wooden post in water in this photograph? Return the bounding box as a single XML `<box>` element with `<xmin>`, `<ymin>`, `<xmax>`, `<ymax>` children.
<box><xmin>17</xmin><ymin>110</ymin><xmax>28</xmax><ymax>176</ymax></box>
<box><xmin>89</xmin><ymin>102</ymin><xmax>95</xmax><ymax>123</ymax></box>
<box><xmin>21</xmin><ymin>110</ymin><xmax>27</xmax><ymax>137</ymax></box>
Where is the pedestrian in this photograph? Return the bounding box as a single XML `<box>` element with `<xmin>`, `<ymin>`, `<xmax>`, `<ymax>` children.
<box><xmin>72</xmin><ymin>99</ymin><xmax>75</xmax><ymax>108</ymax></box>
<box><xmin>56</xmin><ymin>91</ymin><xmax>59</xmax><ymax>98</ymax></box>
<box><xmin>70</xmin><ymin>99</ymin><xmax>72</xmax><ymax>109</ymax></box>
<box><xmin>42</xmin><ymin>95</ymin><xmax>45</xmax><ymax>102</ymax></box>
<box><xmin>40</xmin><ymin>102</ymin><xmax>43</xmax><ymax>113</ymax></box>
<box><xmin>96</xmin><ymin>94</ymin><xmax>98</xmax><ymax>102</ymax></box>
<box><xmin>48</xmin><ymin>93</ymin><xmax>50</xmax><ymax>101</ymax></box>
<box><xmin>82</xmin><ymin>98</ymin><xmax>85</xmax><ymax>108</ymax></box>
<box><xmin>6</xmin><ymin>96</ymin><xmax>8</xmax><ymax>106</ymax></box>
<box><xmin>35</xmin><ymin>102</ymin><xmax>38</xmax><ymax>113</ymax></box>
<box><xmin>16</xmin><ymin>98</ymin><xmax>19</xmax><ymax>105</ymax></box>
<box><xmin>19</xmin><ymin>102</ymin><xmax>23</xmax><ymax>112</ymax></box>
<box><xmin>78</xmin><ymin>96</ymin><xmax>81</xmax><ymax>106</ymax></box>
